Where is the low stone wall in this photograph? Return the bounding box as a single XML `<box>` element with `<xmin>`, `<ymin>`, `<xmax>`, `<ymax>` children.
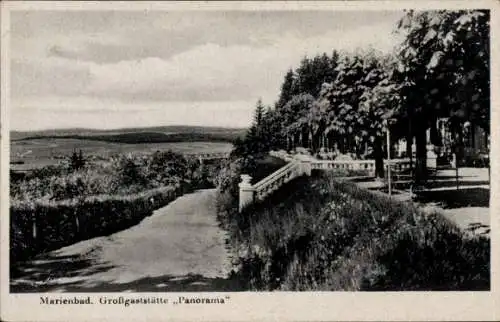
<box><xmin>238</xmin><ymin>151</ymin><xmax>414</xmax><ymax>211</ymax></box>
<box><xmin>238</xmin><ymin>161</ymin><xmax>303</xmax><ymax>212</ymax></box>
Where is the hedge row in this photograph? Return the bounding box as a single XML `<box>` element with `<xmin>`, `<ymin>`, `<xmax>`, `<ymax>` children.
<box><xmin>10</xmin><ymin>184</ymin><xmax>189</xmax><ymax>266</ymax></box>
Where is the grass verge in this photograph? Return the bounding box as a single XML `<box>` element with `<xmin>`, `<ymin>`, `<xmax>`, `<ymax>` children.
<box><xmin>10</xmin><ymin>183</ymin><xmax>194</xmax><ymax>271</ymax></box>
<box><xmin>217</xmin><ymin>172</ymin><xmax>490</xmax><ymax>291</ymax></box>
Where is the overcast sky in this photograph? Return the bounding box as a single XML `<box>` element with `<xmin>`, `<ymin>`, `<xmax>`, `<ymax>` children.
<box><xmin>10</xmin><ymin>10</ymin><xmax>404</xmax><ymax>130</ymax></box>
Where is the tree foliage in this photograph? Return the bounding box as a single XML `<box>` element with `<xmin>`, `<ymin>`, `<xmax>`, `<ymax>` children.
<box><xmin>396</xmin><ymin>10</ymin><xmax>490</xmax><ymax>181</ymax></box>
<box><xmin>70</xmin><ymin>150</ymin><xmax>85</xmax><ymax>171</ymax></box>
<box><xmin>397</xmin><ymin>10</ymin><xmax>489</xmax><ymax>135</ymax></box>
<box><xmin>232</xmin><ymin>9</ymin><xmax>489</xmax><ymax>182</ymax></box>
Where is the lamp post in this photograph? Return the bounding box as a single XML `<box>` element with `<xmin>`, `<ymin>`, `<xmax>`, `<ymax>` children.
<box><xmin>385</xmin><ymin>119</ymin><xmax>392</xmax><ymax>197</ymax></box>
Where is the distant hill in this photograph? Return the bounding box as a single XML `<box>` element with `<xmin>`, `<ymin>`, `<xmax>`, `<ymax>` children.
<box><xmin>11</xmin><ymin>125</ymin><xmax>248</xmax><ymax>143</ymax></box>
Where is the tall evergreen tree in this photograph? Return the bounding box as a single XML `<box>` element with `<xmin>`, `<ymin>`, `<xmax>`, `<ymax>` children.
<box><xmin>253</xmin><ymin>98</ymin><xmax>265</xmax><ymax>127</ymax></box>
<box><xmin>276</xmin><ymin>69</ymin><xmax>296</xmax><ymax>110</ymax></box>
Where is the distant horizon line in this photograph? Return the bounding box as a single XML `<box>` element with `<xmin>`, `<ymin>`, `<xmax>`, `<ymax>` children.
<box><xmin>10</xmin><ymin>124</ymin><xmax>249</xmax><ymax>133</ymax></box>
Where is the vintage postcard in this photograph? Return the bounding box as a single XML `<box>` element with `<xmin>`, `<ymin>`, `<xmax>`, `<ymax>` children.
<box><xmin>1</xmin><ymin>1</ymin><xmax>499</xmax><ymax>321</ymax></box>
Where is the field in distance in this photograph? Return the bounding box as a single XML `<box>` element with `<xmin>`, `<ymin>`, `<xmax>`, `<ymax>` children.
<box><xmin>10</xmin><ymin>125</ymin><xmax>244</xmax><ymax>171</ymax></box>
<box><xmin>11</xmin><ymin>125</ymin><xmax>246</xmax><ymax>142</ymax></box>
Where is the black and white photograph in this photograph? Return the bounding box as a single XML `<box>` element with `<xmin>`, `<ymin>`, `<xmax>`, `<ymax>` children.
<box><xmin>0</xmin><ymin>1</ymin><xmax>497</xmax><ymax>321</ymax></box>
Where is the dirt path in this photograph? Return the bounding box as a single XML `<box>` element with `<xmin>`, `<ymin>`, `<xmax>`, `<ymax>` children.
<box><xmin>11</xmin><ymin>189</ymin><xmax>240</xmax><ymax>292</ymax></box>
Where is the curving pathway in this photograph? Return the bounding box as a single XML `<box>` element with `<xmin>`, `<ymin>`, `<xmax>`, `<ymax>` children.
<box><xmin>11</xmin><ymin>189</ymin><xmax>241</xmax><ymax>292</ymax></box>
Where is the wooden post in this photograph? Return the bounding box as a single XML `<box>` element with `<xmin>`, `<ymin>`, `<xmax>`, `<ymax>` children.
<box><xmin>453</xmin><ymin>153</ymin><xmax>459</xmax><ymax>190</ymax></box>
<box><xmin>487</xmin><ymin>148</ymin><xmax>490</xmax><ymax>189</ymax></box>
<box><xmin>32</xmin><ymin>214</ymin><xmax>37</xmax><ymax>241</ymax></box>
<box><xmin>386</xmin><ymin>124</ymin><xmax>392</xmax><ymax>197</ymax></box>
<box><xmin>488</xmin><ymin>162</ymin><xmax>491</xmax><ymax>188</ymax></box>
<box><xmin>239</xmin><ymin>175</ymin><xmax>254</xmax><ymax>212</ymax></box>
<box><xmin>75</xmin><ymin>214</ymin><xmax>80</xmax><ymax>235</ymax></box>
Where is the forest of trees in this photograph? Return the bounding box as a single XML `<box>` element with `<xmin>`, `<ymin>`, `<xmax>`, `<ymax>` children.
<box><xmin>233</xmin><ymin>10</ymin><xmax>490</xmax><ymax>183</ymax></box>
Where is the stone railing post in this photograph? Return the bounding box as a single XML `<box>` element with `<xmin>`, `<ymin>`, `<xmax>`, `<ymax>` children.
<box><xmin>369</xmin><ymin>161</ymin><xmax>376</xmax><ymax>177</ymax></box>
<box><xmin>239</xmin><ymin>174</ymin><xmax>254</xmax><ymax>212</ymax></box>
<box><xmin>301</xmin><ymin>160</ymin><xmax>312</xmax><ymax>176</ymax></box>
<box><xmin>427</xmin><ymin>146</ymin><xmax>437</xmax><ymax>169</ymax></box>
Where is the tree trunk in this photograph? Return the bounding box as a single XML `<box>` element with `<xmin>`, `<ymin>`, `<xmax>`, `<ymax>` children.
<box><xmin>307</xmin><ymin>129</ymin><xmax>314</xmax><ymax>151</ymax></box>
<box><xmin>414</xmin><ymin>124</ymin><xmax>427</xmax><ymax>184</ymax></box>
<box><xmin>374</xmin><ymin>136</ymin><xmax>384</xmax><ymax>178</ymax></box>
<box><xmin>75</xmin><ymin>214</ymin><xmax>80</xmax><ymax>235</ymax></box>
<box><xmin>470</xmin><ymin>121</ymin><xmax>476</xmax><ymax>150</ymax></box>
<box><xmin>407</xmin><ymin>106</ymin><xmax>414</xmax><ymax>176</ymax></box>
<box><xmin>430</xmin><ymin>118</ymin><xmax>440</xmax><ymax>146</ymax></box>
<box><xmin>32</xmin><ymin>215</ymin><xmax>37</xmax><ymax>242</ymax></box>
<box><xmin>317</xmin><ymin>133</ymin><xmax>320</xmax><ymax>152</ymax></box>
<box><xmin>406</xmin><ymin>132</ymin><xmax>413</xmax><ymax>160</ymax></box>
<box><xmin>457</xmin><ymin>127</ymin><xmax>464</xmax><ymax>167</ymax></box>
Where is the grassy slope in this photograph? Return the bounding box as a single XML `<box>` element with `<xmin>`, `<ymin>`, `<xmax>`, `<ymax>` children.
<box><xmin>221</xmin><ymin>173</ymin><xmax>490</xmax><ymax>291</ymax></box>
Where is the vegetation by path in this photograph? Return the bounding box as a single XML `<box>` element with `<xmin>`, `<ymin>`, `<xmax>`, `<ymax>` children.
<box><xmin>11</xmin><ymin>189</ymin><xmax>241</xmax><ymax>293</ymax></box>
<box><xmin>11</xmin><ymin>139</ymin><xmax>233</xmax><ymax>171</ymax></box>
<box><xmin>10</xmin><ymin>150</ymin><xmax>224</xmax><ymax>265</ymax></box>
<box><xmin>217</xmin><ymin>172</ymin><xmax>490</xmax><ymax>291</ymax></box>
<box><xmin>353</xmin><ymin>167</ymin><xmax>490</xmax><ymax>237</ymax></box>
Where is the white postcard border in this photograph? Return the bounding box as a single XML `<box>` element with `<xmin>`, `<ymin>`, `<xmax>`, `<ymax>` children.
<box><xmin>1</xmin><ymin>1</ymin><xmax>499</xmax><ymax>321</ymax></box>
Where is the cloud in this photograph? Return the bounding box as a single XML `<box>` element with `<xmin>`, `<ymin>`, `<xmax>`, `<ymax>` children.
<box><xmin>11</xmin><ymin>96</ymin><xmax>255</xmax><ymax>130</ymax></box>
<box><xmin>84</xmin><ymin>43</ymin><xmax>284</xmax><ymax>102</ymax></box>
<box><xmin>9</xmin><ymin>10</ymin><xmax>405</xmax><ymax>129</ymax></box>
<box><xmin>11</xmin><ymin>57</ymin><xmax>93</xmax><ymax>97</ymax></box>
<box><xmin>13</xmin><ymin>19</ymin><xmax>400</xmax><ymax>103</ymax></box>
<box><xmin>12</xmin><ymin>10</ymin><xmax>404</xmax><ymax>64</ymax></box>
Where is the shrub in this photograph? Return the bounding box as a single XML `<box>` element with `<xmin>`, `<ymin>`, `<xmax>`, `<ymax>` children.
<box><xmin>117</xmin><ymin>156</ymin><xmax>147</xmax><ymax>187</ymax></box>
<box><xmin>29</xmin><ymin>165</ymin><xmax>68</xmax><ymax>180</ymax></box>
<box><xmin>11</xmin><ymin>165</ymin><xmax>124</xmax><ymax>202</ymax></box>
<box><xmin>70</xmin><ymin>150</ymin><xmax>86</xmax><ymax>171</ymax></box>
<box><xmin>10</xmin><ymin>185</ymin><xmax>184</xmax><ymax>267</ymax></box>
<box><xmin>9</xmin><ymin>149</ymin><xmax>220</xmax><ymax>267</ymax></box>
<box><xmin>144</xmin><ymin>150</ymin><xmax>188</xmax><ymax>186</ymax></box>
<box><xmin>10</xmin><ymin>150</ymin><xmax>213</xmax><ymax>202</ymax></box>
<box><xmin>217</xmin><ymin>172</ymin><xmax>490</xmax><ymax>291</ymax></box>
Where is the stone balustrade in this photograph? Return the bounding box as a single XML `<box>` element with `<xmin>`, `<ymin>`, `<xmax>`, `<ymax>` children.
<box><xmin>253</xmin><ymin>162</ymin><xmax>302</xmax><ymax>202</ymax></box>
<box><xmin>196</xmin><ymin>152</ymin><xmax>231</xmax><ymax>159</ymax></box>
<box><xmin>238</xmin><ymin>161</ymin><xmax>303</xmax><ymax>212</ymax></box>
<box><xmin>238</xmin><ymin>151</ymin><xmax>414</xmax><ymax>212</ymax></box>
<box><xmin>310</xmin><ymin>160</ymin><xmax>376</xmax><ymax>174</ymax></box>
<box><xmin>238</xmin><ymin>174</ymin><xmax>254</xmax><ymax>211</ymax></box>
<box><xmin>385</xmin><ymin>158</ymin><xmax>412</xmax><ymax>172</ymax></box>
<box><xmin>269</xmin><ymin>150</ymin><xmax>294</xmax><ymax>162</ymax></box>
